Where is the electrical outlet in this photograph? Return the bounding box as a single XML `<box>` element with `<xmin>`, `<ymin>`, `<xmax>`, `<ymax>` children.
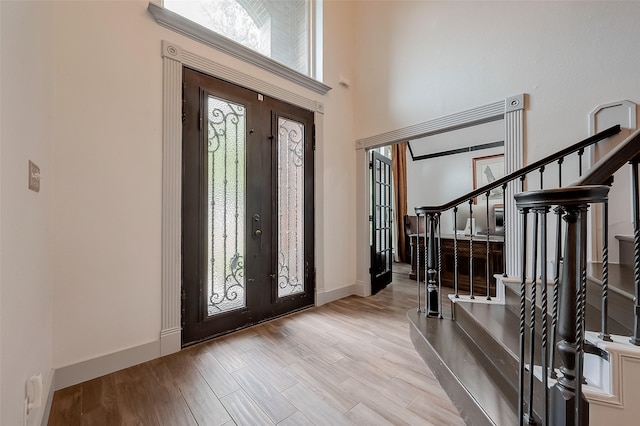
<box><xmin>28</xmin><ymin>161</ymin><xmax>40</xmax><ymax>193</ymax></box>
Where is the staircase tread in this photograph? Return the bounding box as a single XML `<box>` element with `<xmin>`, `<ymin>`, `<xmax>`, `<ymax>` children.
<box><xmin>503</xmin><ymin>278</ymin><xmax>633</xmax><ymax>336</ymax></box>
<box><xmin>455</xmin><ymin>301</ymin><xmax>521</xmax><ymax>359</ymax></box>
<box><xmin>587</xmin><ymin>262</ymin><xmax>635</xmax><ymax>299</ymax></box>
<box><xmin>408</xmin><ymin>309</ymin><xmax>518</xmax><ymax>426</ymax></box>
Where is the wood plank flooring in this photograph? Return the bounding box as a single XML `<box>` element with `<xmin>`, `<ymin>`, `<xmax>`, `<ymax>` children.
<box><xmin>48</xmin><ymin>265</ymin><xmax>464</xmax><ymax>425</ymax></box>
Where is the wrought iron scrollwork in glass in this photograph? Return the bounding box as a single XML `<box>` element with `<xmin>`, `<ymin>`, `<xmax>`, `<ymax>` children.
<box><xmin>277</xmin><ymin>117</ymin><xmax>305</xmax><ymax>297</ymax></box>
<box><xmin>207</xmin><ymin>95</ymin><xmax>246</xmax><ymax>316</ymax></box>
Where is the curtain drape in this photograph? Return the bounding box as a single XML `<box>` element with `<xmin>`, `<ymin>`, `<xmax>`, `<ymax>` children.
<box><xmin>391</xmin><ymin>142</ymin><xmax>408</xmax><ymax>263</ymax></box>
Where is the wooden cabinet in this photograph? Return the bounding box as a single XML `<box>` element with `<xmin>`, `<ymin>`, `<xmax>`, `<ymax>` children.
<box><xmin>440</xmin><ymin>235</ymin><xmax>504</xmax><ymax>297</ymax></box>
<box><xmin>410</xmin><ymin>233</ymin><xmax>504</xmax><ymax>298</ymax></box>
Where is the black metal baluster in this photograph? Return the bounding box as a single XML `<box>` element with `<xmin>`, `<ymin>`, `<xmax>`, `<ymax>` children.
<box><xmin>411</xmin><ymin>220</ymin><xmax>421</xmax><ymax>313</ymax></box>
<box><xmin>469</xmin><ymin>200</ymin><xmax>475</xmax><ymax>300</ymax></box>
<box><xmin>631</xmin><ymin>159</ymin><xmax>640</xmax><ymax>345</ymax></box>
<box><xmin>549</xmin><ymin>158</ymin><xmax>563</xmax><ymax>378</ymax></box>
<box><xmin>558</xmin><ymin>157</ymin><xmax>563</xmax><ymax>186</ymax></box>
<box><xmin>576</xmin><ymin>205</ymin><xmax>589</xmax><ymax>426</ymax></box>
<box><xmin>599</xmin><ymin>199</ymin><xmax>612</xmax><ymax>342</ymax></box>
<box><xmin>503</xmin><ymin>183</ymin><xmax>508</xmax><ymax>277</ymax></box>
<box><xmin>486</xmin><ymin>192</ymin><xmax>491</xmax><ymax>300</ymax></box>
<box><xmin>549</xmin><ymin>207</ymin><xmax>562</xmax><ymax>379</ymax></box>
<box><xmin>454</xmin><ymin>207</ymin><xmax>459</xmax><ymax>298</ymax></box>
<box><xmin>437</xmin><ymin>212</ymin><xmax>443</xmax><ymax>319</ymax></box>
<box><xmin>518</xmin><ymin>207</ymin><xmax>529</xmax><ymax>426</ymax></box>
<box><xmin>427</xmin><ymin>213</ymin><xmax>439</xmax><ymax>318</ymax></box>
<box><xmin>525</xmin><ymin>209</ymin><xmax>539</xmax><ymax>425</ymax></box>
<box><xmin>539</xmin><ymin>165</ymin><xmax>545</xmax><ymax>189</ymax></box>
<box><xmin>540</xmin><ymin>207</ymin><xmax>550</xmax><ymax>426</ymax></box>
<box><xmin>424</xmin><ymin>213</ymin><xmax>429</xmax><ymax>314</ymax></box>
<box><xmin>578</xmin><ymin>148</ymin><xmax>584</xmax><ymax>176</ymax></box>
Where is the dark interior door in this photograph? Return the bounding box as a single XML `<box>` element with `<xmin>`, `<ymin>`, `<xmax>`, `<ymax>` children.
<box><xmin>371</xmin><ymin>151</ymin><xmax>393</xmax><ymax>294</ymax></box>
<box><xmin>182</xmin><ymin>68</ymin><xmax>315</xmax><ymax>346</ymax></box>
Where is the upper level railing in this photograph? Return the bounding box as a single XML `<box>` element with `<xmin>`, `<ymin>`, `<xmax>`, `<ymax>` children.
<box><xmin>413</xmin><ymin>124</ymin><xmax>622</xmax><ymax>318</ymax></box>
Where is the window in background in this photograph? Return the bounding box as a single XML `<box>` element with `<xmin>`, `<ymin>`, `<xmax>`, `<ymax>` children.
<box><xmin>165</xmin><ymin>0</ymin><xmax>314</xmax><ymax>77</ymax></box>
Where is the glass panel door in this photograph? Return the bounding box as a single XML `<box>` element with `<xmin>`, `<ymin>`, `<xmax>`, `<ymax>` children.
<box><xmin>371</xmin><ymin>150</ymin><xmax>393</xmax><ymax>294</ymax></box>
<box><xmin>182</xmin><ymin>68</ymin><xmax>315</xmax><ymax>346</ymax></box>
<box><xmin>206</xmin><ymin>96</ymin><xmax>246</xmax><ymax>315</ymax></box>
<box><xmin>277</xmin><ymin>117</ymin><xmax>305</xmax><ymax>298</ymax></box>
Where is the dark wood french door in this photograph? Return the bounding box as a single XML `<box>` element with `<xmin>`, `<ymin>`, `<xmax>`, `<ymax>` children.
<box><xmin>182</xmin><ymin>68</ymin><xmax>315</xmax><ymax>346</ymax></box>
<box><xmin>370</xmin><ymin>151</ymin><xmax>393</xmax><ymax>295</ymax></box>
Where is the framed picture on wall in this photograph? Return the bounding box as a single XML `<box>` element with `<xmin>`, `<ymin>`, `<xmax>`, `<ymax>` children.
<box><xmin>473</xmin><ymin>154</ymin><xmax>504</xmax><ymax>203</ymax></box>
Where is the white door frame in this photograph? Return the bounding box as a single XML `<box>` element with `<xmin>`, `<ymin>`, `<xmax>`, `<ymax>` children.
<box><xmin>354</xmin><ymin>95</ymin><xmax>526</xmax><ymax>296</ymax></box>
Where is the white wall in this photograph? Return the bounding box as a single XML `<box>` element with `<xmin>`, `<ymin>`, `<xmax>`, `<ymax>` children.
<box><xmin>407</xmin><ymin>146</ymin><xmax>504</xmax><ymax>235</ymax></box>
<box><xmin>318</xmin><ymin>0</ymin><xmax>357</xmax><ymax>297</ymax></box>
<box><xmin>406</xmin><ymin>120</ymin><xmax>505</xmax><ymax>212</ymax></box>
<box><xmin>406</xmin><ymin>146</ymin><xmax>503</xmax><ymax>212</ymax></box>
<box><xmin>0</xmin><ymin>1</ymin><xmax>55</xmax><ymax>425</ymax></box>
<box><xmin>353</xmin><ymin>1</ymin><xmax>640</xmax><ymax>270</ymax></box>
<box><xmin>51</xmin><ymin>0</ymin><xmax>357</xmax><ymax>370</ymax></box>
<box><xmin>353</xmin><ymin>1</ymin><xmax>640</xmax><ymax>160</ymax></box>
<box><xmin>52</xmin><ymin>0</ymin><xmax>164</xmax><ymax>371</ymax></box>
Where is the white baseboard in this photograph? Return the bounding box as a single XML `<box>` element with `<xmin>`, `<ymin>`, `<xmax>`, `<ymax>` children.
<box><xmin>55</xmin><ymin>339</ymin><xmax>161</xmax><ymax>390</ymax></box>
<box><xmin>316</xmin><ymin>283</ymin><xmax>360</xmax><ymax>306</ymax></box>
<box><xmin>160</xmin><ymin>327</ymin><xmax>181</xmax><ymax>356</ymax></box>
<box><xmin>354</xmin><ymin>280</ymin><xmax>366</xmax><ymax>297</ymax></box>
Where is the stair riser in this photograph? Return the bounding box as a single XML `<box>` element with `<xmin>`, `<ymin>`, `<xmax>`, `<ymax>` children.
<box><xmin>408</xmin><ymin>315</ymin><xmax>495</xmax><ymax>426</ymax></box>
<box><xmin>455</xmin><ymin>302</ymin><xmax>551</xmax><ymax>422</ymax></box>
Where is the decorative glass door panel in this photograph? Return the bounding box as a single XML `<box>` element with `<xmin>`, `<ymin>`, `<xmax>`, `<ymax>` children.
<box><xmin>277</xmin><ymin>117</ymin><xmax>305</xmax><ymax>298</ymax></box>
<box><xmin>206</xmin><ymin>95</ymin><xmax>246</xmax><ymax>315</ymax></box>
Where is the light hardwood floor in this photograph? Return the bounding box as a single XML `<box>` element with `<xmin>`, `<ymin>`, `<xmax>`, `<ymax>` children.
<box><xmin>48</xmin><ymin>265</ymin><xmax>464</xmax><ymax>425</ymax></box>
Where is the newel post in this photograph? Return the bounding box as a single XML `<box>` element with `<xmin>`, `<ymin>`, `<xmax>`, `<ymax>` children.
<box><xmin>426</xmin><ymin>213</ymin><xmax>440</xmax><ymax>318</ymax></box>
<box><xmin>515</xmin><ymin>185</ymin><xmax>609</xmax><ymax>426</ymax></box>
<box><xmin>549</xmin><ymin>205</ymin><xmax>589</xmax><ymax>426</ymax></box>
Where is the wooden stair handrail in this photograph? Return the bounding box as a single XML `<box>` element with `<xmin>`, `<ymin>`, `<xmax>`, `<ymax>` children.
<box><xmin>576</xmin><ymin>128</ymin><xmax>640</xmax><ymax>186</ymax></box>
<box><xmin>415</xmin><ymin>125</ymin><xmax>621</xmax><ymax>214</ymax></box>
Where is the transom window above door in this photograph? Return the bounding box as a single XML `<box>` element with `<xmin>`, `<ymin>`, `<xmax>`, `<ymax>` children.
<box><xmin>164</xmin><ymin>0</ymin><xmax>318</xmax><ymax>77</ymax></box>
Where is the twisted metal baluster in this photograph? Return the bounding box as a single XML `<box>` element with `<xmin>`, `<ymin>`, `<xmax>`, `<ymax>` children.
<box><xmin>599</xmin><ymin>200</ymin><xmax>612</xmax><ymax>341</ymax></box>
<box><xmin>416</xmin><ymin>220</ymin><xmax>421</xmax><ymax>313</ymax></box>
<box><xmin>424</xmin><ymin>214</ymin><xmax>429</xmax><ymax>314</ymax></box>
<box><xmin>549</xmin><ymin>159</ymin><xmax>564</xmax><ymax>377</ymax></box>
<box><xmin>503</xmin><ymin>183</ymin><xmax>508</xmax><ymax>277</ymax></box>
<box><xmin>437</xmin><ymin>212</ymin><xmax>443</xmax><ymax>319</ymax></box>
<box><xmin>631</xmin><ymin>160</ymin><xmax>640</xmax><ymax>345</ymax></box>
<box><xmin>454</xmin><ymin>207</ymin><xmax>459</xmax><ymax>298</ymax></box>
<box><xmin>540</xmin><ymin>207</ymin><xmax>549</xmax><ymax>426</ymax></box>
<box><xmin>576</xmin><ymin>205</ymin><xmax>588</xmax><ymax>426</ymax></box>
<box><xmin>518</xmin><ymin>208</ymin><xmax>529</xmax><ymax>426</ymax></box>
<box><xmin>550</xmin><ymin>207</ymin><xmax>562</xmax><ymax>379</ymax></box>
<box><xmin>486</xmin><ymin>192</ymin><xmax>491</xmax><ymax>300</ymax></box>
<box><xmin>525</xmin><ymin>210</ymin><xmax>539</xmax><ymax>425</ymax></box>
<box><xmin>469</xmin><ymin>200</ymin><xmax>475</xmax><ymax>300</ymax></box>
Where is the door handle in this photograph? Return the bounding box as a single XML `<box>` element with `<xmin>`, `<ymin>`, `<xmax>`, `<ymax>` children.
<box><xmin>253</xmin><ymin>214</ymin><xmax>262</xmax><ymax>237</ymax></box>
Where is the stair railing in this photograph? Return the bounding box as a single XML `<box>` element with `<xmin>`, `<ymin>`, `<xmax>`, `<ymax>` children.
<box><xmin>514</xmin><ymin>127</ymin><xmax>640</xmax><ymax>425</ymax></box>
<box><xmin>414</xmin><ymin>124</ymin><xmax>621</xmax><ymax>317</ymax></box>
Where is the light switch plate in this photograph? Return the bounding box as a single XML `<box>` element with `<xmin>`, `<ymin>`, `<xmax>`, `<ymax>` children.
<box><xmin>28</xmin><ymin>160</ymin><xmax>40</xmax><ymax>193</ymax></box>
